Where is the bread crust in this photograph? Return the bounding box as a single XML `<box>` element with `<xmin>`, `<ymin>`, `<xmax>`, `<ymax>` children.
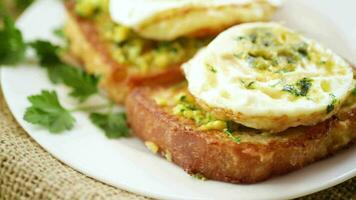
<box><xmin>126</xmin><ymin>86</ymin><xmax>356</xmax><ymax>183</ymax></box>
<box><xmin>64</xmin><ymin>1</ymin><xmax>184</xmax><ymax>104</ymax></box>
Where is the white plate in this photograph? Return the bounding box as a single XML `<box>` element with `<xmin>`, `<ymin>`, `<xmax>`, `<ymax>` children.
<box><xmin>1</xmin><ymin>0</ymin><xmax>355</xmax><ymax>199</ymax></box>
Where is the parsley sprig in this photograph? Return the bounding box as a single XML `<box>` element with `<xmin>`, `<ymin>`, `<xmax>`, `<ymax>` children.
<box><xmin>30</xmin><ymin>40</ymin><xmax>99</xmax><ymax>102</ymax></box>
<box><xmin>0</xmin><ymin>17</ymin><xmax>129</xmax><ymax>139</ymax></box>
<box><xmin>0</xmin><ymin>16</ymin><xmax>26</xmax><ymax>65</ymax></box>
<box><xmin>23</xmin><ymin>39</ymin><xmax>130</xmax><ymax>137</ymax></box>
<box><xmin>24</xmin><ymin>90</ymin><xmax>130</xmax><ymax>138</ymax></box>
<box><xmin>24</xmin><ymin>90</ymin><xmax>75</xmax><ymax>133</ymax></box>
<box><xmin>90</xmin><ymin>112</ymin><xmax>130</xmax><ymax>139</ymax></box>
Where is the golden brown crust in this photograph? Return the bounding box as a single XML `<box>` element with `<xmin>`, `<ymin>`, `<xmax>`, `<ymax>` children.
<box><xmin>64</xmin><ymin>1</ymin><xmax>184</xmax><ymax>104</ymax></box>
<box><xmin>126</xmin><ymin>86</ymin><xmax>356</xmax><ymax>183</ymax></box>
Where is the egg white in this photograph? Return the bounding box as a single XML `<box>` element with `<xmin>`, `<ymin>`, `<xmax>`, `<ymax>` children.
<box><xmin>109</xmin><ymin>0</ymin><xmax>281</xmax><ymax>40</ymax></box>
<box><xmin>183</xmin><ymin>22</ymin><xmax>354</xmax><ymax>132</ymax></box>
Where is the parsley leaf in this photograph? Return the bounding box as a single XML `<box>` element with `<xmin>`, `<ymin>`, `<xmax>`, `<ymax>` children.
<box><xmin>90</xmin><ymin>112</ymin><xmax>130</xmax><ymax>139</ymax></box>
<box><xmin>30</xmin><ymin>40</ymin><xmax>63</xmax><ymax>83</ymax></box>
<box><xmin>352</xmin><ymin>87</ymin><xmax>356</xmax><ymax>96</ymax></box>
<box><xmin>30</xmin><ymin>40</ymin><xmax>99</xmax><ymax>101</ymax></box>
<box><xmin>24</xmin><ymin>90</ymin><xmax>75</xmax><ymax>133</ymax></box>
<box><xmin>0</xmin><ymin>2</ymin><xmax>8</xmax><ymax>18</ymax></box>
<box><xmin>0</xmin><ymin>16</ymin><xmax>26</xmax><ymax>65</ymax></box>
<box><xmin>59</xmin><ymin>65</ymin><xmax>99</xmax><ymax>102</ymax></box>
<box><xmin>15</xmin><ymin>0</ymin><xmax>35</xmax><ymax>11</ymax></box>
<box><xmin>30</xmin><ymin>40</ymin><xmax>61</xmax><ymax>66</ymax></box>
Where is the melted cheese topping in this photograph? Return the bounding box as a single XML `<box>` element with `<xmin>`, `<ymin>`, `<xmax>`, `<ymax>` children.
<box><xmin>183</xmin><ymin>22</ymin><xmax>354</xmax><ymax>132</ymax></box>
<box><xmin>109</xmin><ymin>0</ymin><xmax>281</xmax><ymax>40</ymax></box>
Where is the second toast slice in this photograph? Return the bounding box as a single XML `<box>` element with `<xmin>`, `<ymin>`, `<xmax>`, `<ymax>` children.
<box><xmin>126</xmin><ymin>84</ymin><xmax>356</xmax><ymax>183</ymax></box>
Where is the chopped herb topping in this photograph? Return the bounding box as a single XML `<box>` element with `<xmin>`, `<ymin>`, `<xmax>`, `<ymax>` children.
<box><xmin>352</xmin><ymin>87</ymin><xmax>356</xmax><ymax>96</ymax></box>
<box><xmin>240</xmin><ymin>80</ymin><xmax>255</xmax><ymax>89</ymax></box>
<box><xmin>297</xmin><ymin>44</ymin><xmax>309</xmax><ymax>57</ymax></box>
<box><xmin>224</xmin><ymin>121</ymin><xmax>241</xmax><ymax>143</ymax></box>
<box><xmin>179</xmin><ymin>94</ymin><xmax>187</xmax><ymax>101</ymax></box>
<box><xmin>326</xmin><ymin>94</ymin><xmax>337</xmax><ymax>113</ymax></box>
<box><xmin>226</xmin><ymin>121</ymin><xmax>235</xmax><ymax>133</ymax></box>
<box><xmin>282</xmin><ymin>77</ymin><xmax>313</xmax><ymax>97</ymax></box>
<box><xmin>224</xmin><ymin>129</ymin><xmax>241</xmax><ymax>143</ymax></box>
<box><xmin>232</xmin><ymin>27</ymin><xmax>318</xmax><ymax>73</ymax></box>
<box><xmin>207</xmin><ymin>64</ymin><xmax>217</xmax><ymax>73</ymax></box>
<box><xmin>246</xmin><ymin>81</ymin><xmax>255</xmax><ymax>89</ymax></box>
<box><xmin>296</xmin><ymin>77</ymin><xmax>313</xmax><ymax>96</ymax></box>
<box><xmin>235</xmin><ymin>36</ymin><xmax>248</xmax><ymax>41</ymax></box>
<box><xmin>282</xmin><ymin>85</ymin><xmax>298</xmax><ymax>96</ymax></box>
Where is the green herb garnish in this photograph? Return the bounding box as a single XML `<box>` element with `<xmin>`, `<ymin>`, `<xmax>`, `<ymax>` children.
<box><xmin>1</xmin><ymin>23</ymin><xmax>130</xmax><ymax>139</ymax></box>
<box><xmin>224</xmin><ymin>121</ymin><xmax>241</xmax><ymax>143</ymax></box>
<box><xmin>30</xmin><ymin>40</ymin><xmax>99</xmax><ymax>101</ymax></box>
<box><xmin>326</xmin><ymin>94</ymin><xmax>337</xmax><ymax>114</ymax></box>
<box><xmin>23</xmin><ymin>91</ymin><xmax>130</xmax><ymax>138</ymax></box>
<box><xmin>59</xmin><ymin>66</ymin><xmax>100</xmax><ymax>102</ymax></box>
<box><xmin>247</xmin><ymin>82</ymin><xmax>256</xmax><ymax>89</ymax></box>
<box><xmin>224</xmin><ymin>129</ymin><xmax>241</xmax><ymax>143</ymax></box>
<box><xmin>90</xmin><ymin>112</ymin><xmax>130</xmax><ymax>139</ymax></box>
<box><xmin>24</xmin><ymin>90</ymin><xmax>75</xmax><ymax>133</ymax></box>
<box><xmin>241</xmin><ymin>80</ymin><xmax>255</xmax><ymax>89</ymax></box>
<box><xmin>282</xmin><ymin>77</ymin><xmax>313</xmax><ymax>97</ymax></box>
<box><xmin>296</xmin><ymin>77</ymin><xmax>313</xmax><ymax>96</ymax></box>
<box><xmin>15</xmin><ymin>0</ymin><xmax>35</xmax><ymax>11</ymax></box>
<box><xmin>0</xmin><ymin>16</ymin><xmax>26</xmax><ymax>65</ymax></box>
<box><xmin>53</xmin><ymin>26</ymin><xmax>65</xmax><ymax>39</ymax></box>
<box><xmin>207</xmin><ymin>64</ymin><xmax>217</xmax><ymax>73</ymax></box>
<box><xmin>29</xmin><ymin>40</ymin><xmax>63</xmax><ymax>82</ymax></box>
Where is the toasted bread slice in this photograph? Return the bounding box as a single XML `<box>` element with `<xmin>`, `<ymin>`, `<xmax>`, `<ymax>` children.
<box><xmin>126</xmin><ymin>84</ymin><xmax>356</xmax><ymax>183</ymax></box>
<box><xmin>64</xmin><ymin>1</ymin><xmax>208</xmax><ymax>103</ymax></box>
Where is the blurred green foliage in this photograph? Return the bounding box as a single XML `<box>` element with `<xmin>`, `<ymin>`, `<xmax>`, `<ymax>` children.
<box><xmin>15</xmin><ymin>0</ymin><xmax>34</xmax><ymax>10</ymax></box>
<box><xmin>0</xmin><ymin>0</ymin><xmax>34</xmax><ymax>18</ymax></box>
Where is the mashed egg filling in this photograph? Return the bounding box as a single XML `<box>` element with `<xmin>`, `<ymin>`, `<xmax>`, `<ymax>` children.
<box><xmin>74</xmin><ymin>0</ymin><xmax>211</xmax><ymax>73</ymax></box>
<box><xmin>183</xmin><ymin>22</ymin><xmax>354</xmax><ymax>132</ymax></box>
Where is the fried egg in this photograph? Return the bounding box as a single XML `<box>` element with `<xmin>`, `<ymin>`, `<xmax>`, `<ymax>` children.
<box><xmin>183</xmin><ymin>22</ymin><xmax>354</xmax><ymax>132</ymax></box>
<box><xmin>109</xmin><ymin>0</ymin><xmax>281</xmax><ymax>41</ymax></box>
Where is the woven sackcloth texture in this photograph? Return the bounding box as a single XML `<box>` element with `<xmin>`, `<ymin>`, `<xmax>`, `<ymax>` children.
<box><xmin>0</xmin><ymin>88</ymin><xmax>355</xmax><ymax>200</ymax></box>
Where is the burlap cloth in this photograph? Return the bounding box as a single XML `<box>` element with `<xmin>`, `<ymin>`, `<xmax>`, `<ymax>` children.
<box><xmin>0</xmin><ymin>88</ymin><xmax>355</xmax><ymax>200</ymax></box>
